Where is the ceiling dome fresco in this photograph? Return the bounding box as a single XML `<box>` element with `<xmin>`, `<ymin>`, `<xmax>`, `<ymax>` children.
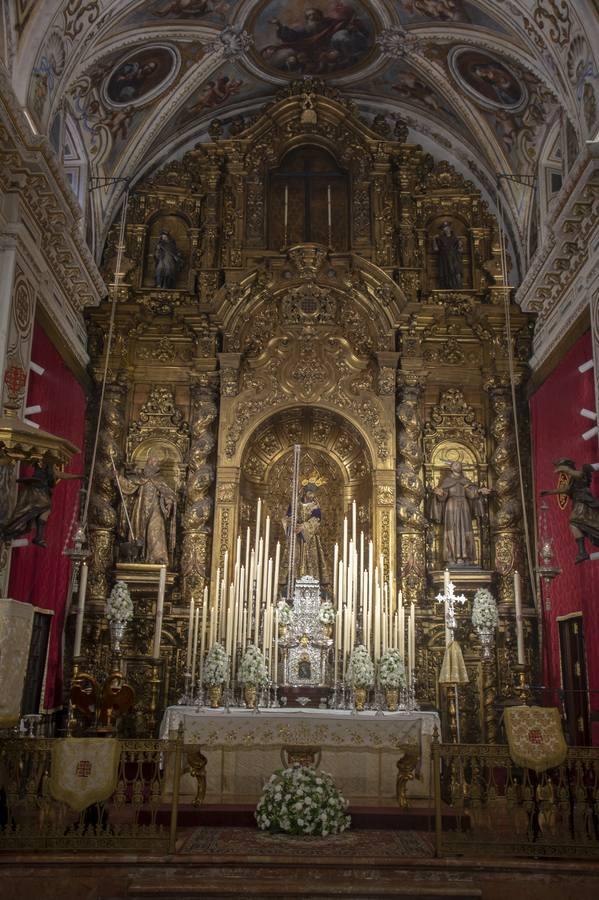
<box><xmin>5</xmin><ymin>0</ymin><xmax>599</xmax><ymax>268</ymax></box>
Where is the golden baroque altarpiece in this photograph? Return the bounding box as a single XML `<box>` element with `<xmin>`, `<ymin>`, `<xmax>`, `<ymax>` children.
<box><xmin>84</xmin><ymin>82</ymin><xmax>534</xmax><ymax>740</ymax></box>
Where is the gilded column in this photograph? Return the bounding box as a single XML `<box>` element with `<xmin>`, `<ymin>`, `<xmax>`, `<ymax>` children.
<box><xmin>87</xmin><ymin>375</ymin><xmax>128</xmax><ymax>602</ymax></box>
<box><xmin>485</xmin><ymin>377</ymin><xmax>522</xmax><ymax>603</ymax></box>
<box><xmin>396</xmin><ymin>372</ymin><xmax>426</xmax><ymax>604</ymax></box>
<box><xmin>180</xmin><ymin>372</ymin><xmax>219</xmax><ymax>601</ymax></box>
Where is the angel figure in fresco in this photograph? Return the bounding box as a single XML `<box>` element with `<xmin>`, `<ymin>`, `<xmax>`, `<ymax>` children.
<box><xmin>398</xmin><ymin>0</ymin><xmax>462</xmax><ymax>20</ymax></box>
<box><xmin>541</xmin><ymin>458</ymin><xmax>599</xmax><ymax>564</ymax></box>
<box><xmin>154</xmin><ymin>0</ymin><xmax>230</xmax><ymax>17</ymax></box>
<box><xmin>282</xmin><ymin>483</ymin><xmax>329</xmax><ymax>585</ymax></box>
<box><xmin>1</xmin><ymin>464</ymin><xmax>83</xmax><ymax>548</ymax></box>
<box><xmin>119</xmin><ymin>452</ymin><xmax>176</xmax><ymax>565</ymax></box>
<box><xmin>188</xmin><ymin>75</ymin><xmax>243</xmax><ymax>113</ymax></box>
<box><xmin>429</xmin><ymin>461</ymin><xmax>491</xmax><ymax>566</ymax></box>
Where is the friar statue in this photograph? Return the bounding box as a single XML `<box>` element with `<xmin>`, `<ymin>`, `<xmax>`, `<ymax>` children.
<box><xmin>154</xmin><ymin>230</ymin><xmax>183</xmax><ymax>290</ymax></box>
<box><xmin>119</xmin><ymin>452</ymin><xmax>176</xmax><ymax>565</ymax></box>
<box><xmin>541</xmin><ymin>458</ymin><xmax>599</xmax><ymax>564</ymax></box>
<box><xmin>433</xmin><ymin>221</ymin><xmax>464</xmax><ymax>290</ymax></box>
<box><xmin>429</xmin><ymin>461</ymin><xmax>491</xmax><ymax>566</ymax></box>
<box><xmin>281</xmin><ymin>483</ymin><xmax>329</xmax><ymax>585</ymax></box>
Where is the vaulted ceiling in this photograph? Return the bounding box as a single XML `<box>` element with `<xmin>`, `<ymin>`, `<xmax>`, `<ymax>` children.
<box><xmin>3</xmin><ymin>1</ymin><xmax>599</xmax><ymax>275</ymax></box>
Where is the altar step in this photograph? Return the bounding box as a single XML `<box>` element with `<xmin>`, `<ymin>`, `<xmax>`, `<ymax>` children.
<box><xmin>153</xmin><ymin>803</ymin><xmax>460</xmax><ymax>832</ymax></box>
<box><xmin>127</xmin><ymin>877</ymin><xmax>482</xmax><ymax>898</ymax></box>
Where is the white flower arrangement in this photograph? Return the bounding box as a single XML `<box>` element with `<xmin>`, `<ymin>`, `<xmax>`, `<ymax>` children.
<box><xmin>377</xmin><ymin>649</ymin><xmax>406</xmax><ymax>690</ymax></box>
<box><xmin>277</xmin><ymin>599</ymin><xmax>293</xmax><ymax>626</ymax></box>
<box><xmin>347</xmin><ymin>644</ymin><xmax>374</xmax><ymax>689</ymax></box>
<box><xmin>318</xmin><ymin>601</ymin><xmax>335</xmax><ymax>625</ymax></box>
<box><xmin>202</xmin><ymin>642</ymin><xmax>230</xmax><ymax>686</ymax></box>
<box><xmin>255</xmin><ymin>764</ymin><xmax>351</xmax><ymax>837</ymax></box>
<box><xmin>238</xmin><ymin>645</ymin><xmax>269</xmax><ymax>686</ymax></box>
<box><xmin>105</xmin><ymin>581</ymin><xmax>133</xmax><ymax>623</ymax></box>
<box><xmin>471</xmin><ymin>588</ymin><xmax>499</xmax><ymax>631</ymax></box>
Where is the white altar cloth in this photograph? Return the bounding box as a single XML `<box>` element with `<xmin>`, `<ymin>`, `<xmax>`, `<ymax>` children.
<box><xmin>160</xmin><ymin>707</ymin><xmax>440</xmax><ymax>804</ymax></box>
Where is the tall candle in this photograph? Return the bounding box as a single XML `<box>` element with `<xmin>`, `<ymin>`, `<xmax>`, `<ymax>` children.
<box><xmin>410</xmin><ymin>601</ymin><xmax>416</xmax><ymax>672</ymax></box>
<box><xmin>398</xmin><ymin>592</ymin><xmax>404</xmax><ymax>661</ymax></box>
<box><xmin>199</xmin><ymin>589</ymin><xmax>208</xmax><ymax>686</ymax></box>
<box><xmin>514</xmin><ymin>570</ymin><xmax>525</xmax><ymax>665</ymax></box>
<box><xmin>334</xmin><ymin>610</ymin><xmax>340</xmax><ymax>683</ymax></box>
<box><xmin>352</xmin><ymin>500</ymin><xmax>357</xmax><ymax>547</ymax></box>
<box><xmin>342</xmin><ymin>517</ymin><xmax>348</xmax><ymax>594</ymax></box>
<box><xmin>273</xmin><ymin>607</ymin><xmax>279</xmax><ymax>680</ymax></box>
<box><xmin>333</xmin><ymin>542</ymin><xmax>339</xmax><ymax>605</ymax></box>
<box><xmin>191</xmin><ymin>605</ymin><xmax>200</xmax><ymax>690</ymax></box>
<box><xmin>152</xmin><ymin>565</ymin><xmax>167</xmax><ymax>659</ymax></box>
<box><xmin>444</xmin><ymin>568</ymin><xmax>450</xmax><ymax>594</ymax></box>
<box><xmin>262</xmin><ymin>515</ymin><xmax>271</xmax><ymax>604</ymax></box>
<box><xmin>186</xmin><ymin>596</ymin><xmax>195</xmax><ymax>671</ymax></box>
<box><xmin>73</xmin><ymin>561</ymin><xmax>88</xmax><ymax>658</ymax></box>
<box><xmin>254</xmin><ymin>497</ymin><xmax>262</xmax><ymax>563</ymax></box>
<box><xmin>273</xmin><ymin>541</ymin><xmax>281</xmax><ymax>605</ymax></box>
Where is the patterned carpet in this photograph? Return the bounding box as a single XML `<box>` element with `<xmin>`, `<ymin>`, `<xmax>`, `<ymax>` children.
<box><xmin>180</xmin><ymin>826</ymin><xmax>434</xmax><ymax>858</ymax></box>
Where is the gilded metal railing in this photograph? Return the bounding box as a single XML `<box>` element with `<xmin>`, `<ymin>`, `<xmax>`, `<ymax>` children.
<box><xmin>432</xmin><ymin>737</ymin><xmax>599</xmax><ymax>858</ymax></box>
<box><xmin>0</xmin><ymin>734</ymin><xmax>183</xmax><ymax>852</ymax></box>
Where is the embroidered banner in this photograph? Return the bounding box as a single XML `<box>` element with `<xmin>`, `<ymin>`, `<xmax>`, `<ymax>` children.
<box><xmin>0</xmin><ymin>598</ymin><xmax>34</xmax><ymax>725</ymax></box>
<box><xmin>49</xmin><ymin>739</ymin><xmax>121</xmax><ymax>811</ymax></box>
<box><xmin>438</xmin><ymin>640</ymin><xmax>469</xmax><ymax>686</ymax></box>
<box><xmin>504</xmin><ymin>706</ymin><xmax>567</xmax><ymax>772</ymax></box>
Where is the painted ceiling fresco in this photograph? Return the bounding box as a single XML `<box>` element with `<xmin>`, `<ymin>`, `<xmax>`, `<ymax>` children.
<box><xmin>6</xmin><ymin>0</ymin><xmax>599</xmax><ymax>261</ymax></box>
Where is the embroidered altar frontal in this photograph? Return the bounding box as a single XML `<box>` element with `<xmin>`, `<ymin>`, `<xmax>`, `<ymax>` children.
<box><xmin>161</xmin><ymin>708</ymin><xmax>439</xmax><ymax>804</ymax></box>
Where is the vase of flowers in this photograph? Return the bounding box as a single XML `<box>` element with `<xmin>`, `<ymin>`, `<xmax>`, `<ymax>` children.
<box><xmin>319</xmin><ymin>601</ymin><xmax>335</xmax><ymax>639</ymax></box>
<box><xmin>378</xmin><ymin>649</ymin><xmax>406</xmax><ymax>711</ymax></box>
<box><xmin>255</xmin><ymin>764</ymin><xmax>351</xmax><ymax>836</ymax></box>
<box><xmin>471</xmin><ymin>588</ymin><xmax>498</xmax><ymax>661</ymax></box>
<box><xmin>203</xmin><ymin>642</ymin><xmax>229</xmax><ymax>707</ymax></box>
<box><xmin>347</xmin><ymin>645</ymin><xmax>374</xmax><ymax>711</ymax></box>
<box><xmin>106</xmin><ymin>581</ymin><xmax>133</xmax><ymax>654</ymax></box>
<box><xmin>238</xmin><ymin>645</ymin><xmax>269</xmax><ymax>708</ymax></box>
<box><xmin>277</xmin><ymin>599</ymin><xmax>293</xmax><ymax>639</ymax></box>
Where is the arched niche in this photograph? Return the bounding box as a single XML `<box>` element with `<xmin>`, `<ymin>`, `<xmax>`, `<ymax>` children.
<box><xmin>239</xmin><ymin>406</ymin><xmax>372</xmax><ymax>573</ymax></box>
<box><xmin>268</xmin><ymin>145</ymin><xmax>350</xmax><ymax>250</ymax></box>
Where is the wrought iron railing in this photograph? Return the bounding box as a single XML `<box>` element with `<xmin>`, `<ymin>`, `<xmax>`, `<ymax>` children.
<box><xmin>0</xmin><ymin>734</ymin><xmax>183</xmax><ymax>852</ymax></box>
<box><xmin>432</xmin><ymin>737</ymin><xmax>599</xmax><ymax>859</ymax></box>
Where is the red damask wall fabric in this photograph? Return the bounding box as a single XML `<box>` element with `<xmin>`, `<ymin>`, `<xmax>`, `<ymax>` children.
<box><xmin>8</xmin><ymin>321</ymin><xmax>85</xmax><ymax>712</ymax></box>
<box><xmin>530</xmin><ymin>330</ymin><xmax>599</xmax><ymax>744</ymax></box>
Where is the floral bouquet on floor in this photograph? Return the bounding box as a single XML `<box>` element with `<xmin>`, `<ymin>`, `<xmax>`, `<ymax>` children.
<box><xmin>239</xmin><ymin>645</ymin><xmax>269</xmax><ymax>708</ymax></box>
<box><xmin>377</xmin><ymin>649</ymin><xmax>406</xmax><ymax>711</ymax></box>
<box><xmin>255</xmin><ymin>764</ymin><xmax>351</xmax><ymax>837</ymax></box>
<box><xmin>471</xmin><ymin>588</ymin><xmax>498</xmax><ymax>660</ymax></box>
<box><xmin>347</xmin><ymin>644</ymin><xmax>374</xmax><ymax>710</ymax></box>
<box><xmin>106</xmin><ymin>581</ymin><xmax>133</xmax><ymax>623</ymax></box>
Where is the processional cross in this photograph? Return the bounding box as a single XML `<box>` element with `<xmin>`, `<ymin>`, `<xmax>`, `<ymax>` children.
<box><xmin>435</xmin><ymin>578</ymin><xmax>468</xmax><ymax>742</ymax></box>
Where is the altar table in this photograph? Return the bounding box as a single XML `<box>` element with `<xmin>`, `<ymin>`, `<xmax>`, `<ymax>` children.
<box><xmin>160</xmin><ymin>707</ymin><xmax>440</xmax><ymax>805</ymax></box>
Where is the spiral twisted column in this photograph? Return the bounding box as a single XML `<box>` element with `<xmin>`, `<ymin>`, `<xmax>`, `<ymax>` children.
<box><xmin>180</xmin><ymin>373</ymin><xmax>219</xmax><ymax>601</ymax></box>
<box><xmin>396</xmin><ymin>372</ymin><xmax>426</xmax><ymax>605</ymax></box>
<box><xmin>484</xmin><ymin>377</ymin><xmax>522</xmax><ymax>604</ymax></box>
<box><xmin>87</xmin><ymin>375</ymin><xmax>128</xmax><ymax>603</ymax></box>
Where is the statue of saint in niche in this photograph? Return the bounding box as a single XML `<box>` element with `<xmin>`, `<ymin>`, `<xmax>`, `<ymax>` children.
<box><xmin>119</xmin><ymin>452</ymin><xmax>176</xmax><ymax>565</ymax></box>
<box><xmin>282</xmin><ymin>483</ymin><xmax>329</xmax><ymax>584</ymax></box>
<box><xmin>154</xmin><ymin>230</ymin><xmax>184</xmax><ymax>289</ymax></box>
<box><xmin>432</xmin><ymin>221</ymin><xmax>464</xmax><ymax>289</ymax></box>
<box><xmin>429</xmin><ymin>461</ymin><xmax>490</xmax><ymax>566</ymax></box>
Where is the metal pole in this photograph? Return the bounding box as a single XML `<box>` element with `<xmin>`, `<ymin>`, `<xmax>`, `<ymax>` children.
<box><xmin>286</xmin><ymin>444</ymin><xmax>301</xmax><ymax>602</ymax></box>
